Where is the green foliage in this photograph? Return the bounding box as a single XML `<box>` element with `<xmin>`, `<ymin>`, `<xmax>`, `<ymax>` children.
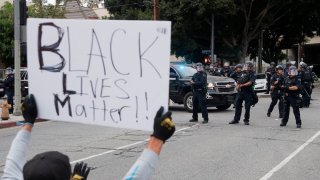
<box><xmin>104</xmin><ymin>0</ymin><xmax>152</xmax><ymax>20</ymax></box>
<box><xmin>106</xmin><ymin>0</ymin><xmax>319</xmax><ymax>63</ymax></box>
<box><xmin>0</xmin><ymin>2</ymin><xmax>14</xmax><ymax>67</ymax></box>
<box><xmin>28</xmin><ymin>0</ymin><xmax>65</xmax><ymax>18</ymax></box>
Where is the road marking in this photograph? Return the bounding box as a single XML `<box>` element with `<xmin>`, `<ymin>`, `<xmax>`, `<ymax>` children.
<box><xmin>70</xmin><ymin>125</ymin><xmax>197</xmax><ymax>164</ymax></box>
<box><xmin>259</xmin><ymin>130</ymin><xmax>320</xmax><ymax>180</ymax></box>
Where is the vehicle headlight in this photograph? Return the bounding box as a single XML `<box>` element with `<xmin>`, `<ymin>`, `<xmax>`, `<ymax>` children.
<box><xmin>207</xmin><ymin>83</ymin><xmax>215</xmax><ymax>89</ymax></box>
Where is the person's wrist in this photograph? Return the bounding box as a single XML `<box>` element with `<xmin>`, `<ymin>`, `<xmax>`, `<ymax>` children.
<box><xmin>148</xmin><ymin>136</ymin><xmax>164</xmax><ymax>155</ymax></box>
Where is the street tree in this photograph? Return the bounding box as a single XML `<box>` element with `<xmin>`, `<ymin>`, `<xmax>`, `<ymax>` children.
<box><xmin>0</xmin><ymin>2</ymin><xmax>14</xmax><ymax>67</ymax></box>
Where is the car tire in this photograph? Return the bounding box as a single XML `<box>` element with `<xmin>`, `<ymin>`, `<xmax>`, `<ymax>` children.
<box><xmin>216</xmin><ymin>104</ymin><xmax>231</xmax><ymax>110</ymax></box>
<box><xmin>183</xmin><ymin>92</ymin><xmax>193</xmax><ymax>113</ymax></box>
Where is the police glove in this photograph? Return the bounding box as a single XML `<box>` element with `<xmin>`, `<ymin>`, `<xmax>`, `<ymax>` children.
<box><xmin>21</xmin><ymin>94</ymin><xmax>38</xmax><ymax>125</ymax></box>
<box><xmin>72</xmin><ymin>162</ymin><xmax>90</xmax><ymax>180</ymax></box>
<box><xmin>151</xmin><ymin>106</ymin><xmax>175</xmax><ymax>143</ymax></box>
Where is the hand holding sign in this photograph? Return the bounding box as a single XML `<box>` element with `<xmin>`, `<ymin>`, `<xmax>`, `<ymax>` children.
<box><xmin>151</xmin><ymin>106</ymin><xmax>175</xmax><ymax>143</ymax></box>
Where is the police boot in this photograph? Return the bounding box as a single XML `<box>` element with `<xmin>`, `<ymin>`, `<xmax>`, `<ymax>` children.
<box><xmin>189</xmin><ymin>119</ymin><xmax>198</xmax><ymax>122</ymax></box>
<box><xmin>229</xmin><ymin>120</ymin><xmax>239</xmax><ymax>124</ymax></box>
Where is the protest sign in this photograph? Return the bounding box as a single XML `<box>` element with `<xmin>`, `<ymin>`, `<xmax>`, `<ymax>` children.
<box><xmin>27</xmin><ymin>18</ymin><xmax>171</xmax><ymax>131</ymax></box>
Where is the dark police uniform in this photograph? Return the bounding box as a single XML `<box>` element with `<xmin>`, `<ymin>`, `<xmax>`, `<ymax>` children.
<box><xmin>299</xmin><ymin>69</ymin><xmax>313</xmax><ymax>107</ymax></box>
<box><xmin>191</xmin><ymin>71</ymin><xmax>208</xmax><ymax>122</ymax></box>
<box><xmin>265</xmin><ymin>66</ymin><xmax>276</xmax><ymax>93</ymax></box>
<box><xmin>267</xmin><ymin>73</ymin><xmax>285</xmax><ymax>118</ymax></box>
<box><xmin>231</xmin><ymin>72</ymin><xmax>256</xmax><ymax>124</ymax></box>
<box><xmin>220</xmin><ymin>67</ymin><xmax>232</xmax><ymax>77</ymax></box>
<box><xmin>230</xmin><ymin>71</ymin><xmax>242</xmax><ymax>82</ymax></box>
<box><xmin>281</xmin><ymin>76</ymin><xmax>302</xmax><ymax>127</ymax></box>
<box><xmin>4</xmin><ymin>73</ymin><xmax>14</xmax><ymax>114</ymax></box>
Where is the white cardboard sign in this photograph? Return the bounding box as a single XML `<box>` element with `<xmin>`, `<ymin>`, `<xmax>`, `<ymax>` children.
<box><xmin>27</xmin><ymin>18</ymin><xmax>171</xmax><ymax>131</ymax></box>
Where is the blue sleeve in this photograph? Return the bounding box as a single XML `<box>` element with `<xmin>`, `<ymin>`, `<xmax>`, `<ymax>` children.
<box><xmin>123</xmin><ymin>149</ymin><xmax>159</xmax><ymax>180</ymax></box>
<box><xmin>1</xmin><ymin>129</ymin><xmax>31</xmax><ymax>180</ymax></box>
<box><xmin>250</xmin><ymin>74</ymin><xmax>256</xmax><ymax>84</ymax></box>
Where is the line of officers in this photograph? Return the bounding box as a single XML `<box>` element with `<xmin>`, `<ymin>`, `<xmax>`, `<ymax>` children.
<box><xmin>190</xmin><ymin>61</ymin><xmax>316</xmax><ymax>128</ymax></box>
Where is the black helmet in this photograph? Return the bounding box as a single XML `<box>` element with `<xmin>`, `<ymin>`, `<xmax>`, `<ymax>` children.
<box><xmin>243</xmin><ymin>62</ymin><xmax>254</xmax><ymax>71</ymax></box>
<box><xmin>276</xmin><ymin>65</ymin><xmax>283</xmax><ymax>70</ymax></box>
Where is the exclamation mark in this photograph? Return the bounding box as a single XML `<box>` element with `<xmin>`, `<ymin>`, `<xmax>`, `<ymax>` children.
<box><xmin>145</xmin><ymin>92</ymin><xmax>148</xmax><ymax>120</ymax></box>
<box><xmin>135</xmin><ymin>96</ymin><xmax>138</xmax><ymax>122</ymax></box>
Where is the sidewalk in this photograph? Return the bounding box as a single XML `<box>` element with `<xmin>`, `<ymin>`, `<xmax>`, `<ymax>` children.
<box><xmin>0</xmin><ymin>114</ymin><xmax>24</xmax><ymax>129</ymax></box>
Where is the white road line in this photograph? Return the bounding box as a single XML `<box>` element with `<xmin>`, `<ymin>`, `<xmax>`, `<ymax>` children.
<box><xmin>260</xmin><ymin>130</ymin><xmax>320</xmax><ymax>180</ymax></box>
<box><xmin>70</xmin><ymin>125</ymin><xmax>197</xmax><ymax>164</ymax></box>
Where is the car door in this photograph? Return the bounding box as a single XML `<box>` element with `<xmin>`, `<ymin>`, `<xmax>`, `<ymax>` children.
<box><xmin>169</xmin><ymin>67</ymin><xmax>180</xmax><ymax>100</ymax></box>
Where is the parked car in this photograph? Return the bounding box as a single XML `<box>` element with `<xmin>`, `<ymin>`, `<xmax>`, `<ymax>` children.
<box><xmin>21</xmin><ymin>68</ymin><xmax>28</xmax><ymax>97</ymax></box>
<box><xmin>0</xmin><ymin>79</ymin><xmax>5</xmax><ymax>97</ymax></box>
<box><xmin>169</xmin><ymin>64</ymin><xmax>237</xmax><ymax>112</ymax></box>
<box><xmin>0</xmin><ymin>68</ymin><xmax>28</xmax><ymax>98</ymax></box>
<box><xmin>254</xmin><ymin>73</ymin><xmax>267</xmax><ymax>92</ymax></box>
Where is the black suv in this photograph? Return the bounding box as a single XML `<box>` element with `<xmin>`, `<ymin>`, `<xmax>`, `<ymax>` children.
<box><xmin>169</xmin><ymin>64</ymin><xmax>237</xmax><ymax>112</ymax></box>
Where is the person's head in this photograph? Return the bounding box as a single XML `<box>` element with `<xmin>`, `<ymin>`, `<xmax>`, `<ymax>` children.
<box><xmin>276</xmin><ymin>65</ymin><xmax>283</xmax><ymax>75</ymax></box>
<box><xmin>300</xmin><ymin>62</ymin><xmax>308</xmax><ymax>70</ymax></box>
<box><xmin>270</xmin><ymin>62</ymin><xmax>276</xmax><ymax>68</ymax></box>
<box><xmin>5</xmin><ymin>67</ymin><xmax>13</xmax><ymax>75</ymax></box>
<box><xmin>196</xmin><ymin>63</ymin><xmax>204</xmax><ymax>72</ymax></box>
<box><xmin>288</xmin><ymin>66</ymin><xmax>298</xmax><ymax>78</ymax></box>
<box><xmin>242</xmin><ymin>62</ymin><xmax>254</xmax><ymax>72</ymax></box>
<box><xmin>234</xmin><ymin>64</ymin><xmax>242</xmax><ymax>73</ymax></box>
<box><xmin>23</xmin><ymin>151</ymin><xmax>71</xmax><ymax>180</ymax></box>
<box><xmin>286</xmin><ymin>61</ymin><xmax>292</xmax><ymax>68</ymax></box>
<box><xmin>223</xmin><ymin>62</ymin><xmax>230</xmax><ymax>69</ymax></box>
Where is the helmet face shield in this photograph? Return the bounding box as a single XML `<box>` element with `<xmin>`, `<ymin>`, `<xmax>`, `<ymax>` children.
<box><xmin>288</xmin><ymin>68</ymin><xmax>298</xmax><ymax>76</ymax></box>
<box><xmin>242</xmin><ymin>63</ymin><xmax>253</xmax><ymax>71</ymax></box>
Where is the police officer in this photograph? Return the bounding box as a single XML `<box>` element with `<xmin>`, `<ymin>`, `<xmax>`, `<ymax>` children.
<box><xmin>284</xmin><ymin>61</ymin><xmax>292</xmax><ymax>77</ymax></box>
<box><xmin>265</xmin><ymin>62</ymin><xmax>276</xmax><ymax>94</ymax></box>
<box><xmin>299</xmin><ymin>62</ymin><xmax>313</xmax><ymax>107</ymax></box>
<box><xmin>189</xmin><ymin>63</ymin><xmax>209</xmax><ymax>124</ymax></box>
<box><xmin>267</xmin><ymin>65</ymin><xmax>285</xmax><ymax>118</ymax></box>
<box><xmin>230</xmin><ymin>64</ymin><xmax>243</xmax><ymax>108</ymax></box>
<box><xmin>4</xmin><ymin>67</ymin><xmax>14</xmax><ymax>114</ymax></box>
<box><xmin>220</xmin><ymin>62</ymin><xmax>232</xmax><ymax>77</ymax></box>
<box><xmin>230</xmin><ymin>64</ymin><xmax>243</xmax><ymax>82</ymax></box>
<box><xmin>281</xmin><ymin>66</ymin><xmax>302</xmax><ymax>128</ymax></box>
<box><xmin>229</xmin><ymin>62</ymin><xmax>256</xmax><ymax>125</ymax></box>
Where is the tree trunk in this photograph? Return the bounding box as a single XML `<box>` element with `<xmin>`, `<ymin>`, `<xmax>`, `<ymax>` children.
<box><xmin>239</xmin><ymin>39</ymin><xmax>249</xmax><ymax>64</ymax></box>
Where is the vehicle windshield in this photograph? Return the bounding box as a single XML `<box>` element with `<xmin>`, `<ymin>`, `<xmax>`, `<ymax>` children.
<box><xmin>256</xmin><ymin>74</ymin><xmax>266</xmax><ymax>79</ymax></box>
<box><xmin>173</xmin><ymin>65</ymin><xmax>197</xmax><ymax>78</ymax></box>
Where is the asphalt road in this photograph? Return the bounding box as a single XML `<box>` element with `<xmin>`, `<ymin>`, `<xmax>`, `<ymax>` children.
<box><xmin>1</xmin><ymin>89</ymin><xmax>320</xmax><ymax>180</ymax></box>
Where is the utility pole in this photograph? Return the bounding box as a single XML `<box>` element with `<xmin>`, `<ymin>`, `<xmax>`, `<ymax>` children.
<box><xmin>211</xmin><ymin>13</ymin><xmax>215</xmax><ymax>64</ymax></box>
<box><xmin>153</xmin><ymin>0</ymin><xmax>159</xmax><ymax>20</ymax></box>
<box><xmin>258</xmin><ymin>29</ymin><xmax>264</xmax><ymax>73</ymax></box>
<box><xmin>13</xmin><ymin>0</ymin><xmax>23</xmax><ymax>116</ymax></box>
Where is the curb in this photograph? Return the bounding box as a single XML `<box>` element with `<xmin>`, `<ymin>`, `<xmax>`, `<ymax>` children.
<box><xmin>0</xmin><ymin>119</ymin><xmax>46</xmax><ymax>129</ymax></box>
<box><xmin>257</xmin><ymin>94</ymin><xmax>271</xmax><ymax>98</ymax></box>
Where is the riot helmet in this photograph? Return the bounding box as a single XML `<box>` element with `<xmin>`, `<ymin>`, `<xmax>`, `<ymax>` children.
<box><xmin>300</xmin><ymin>62</ymin><xmax>308</xmax><ymax>69</ymax></box>
<box><xmin>242</xmin><ymin>62</ymin><xmax>254</xmax><ymax>72</ymax></box>
<box><xmin>196</xmin><ymin>63</ymin><xmax>204</xmax><ymax>71</ymax></box>
<box><xmin>276</xmin><ymin>65</ymin><xmax>284</xmax><ymax>70</ymax></box>
<box><xmin>270</xmin><ymin>62</ymin><xmax>276</xmax><ymax>67</ymax></box>
<box><xmin>288</xmin><ymin>66</ymin><xmax>298</xmax><ymax>76</ymax></box>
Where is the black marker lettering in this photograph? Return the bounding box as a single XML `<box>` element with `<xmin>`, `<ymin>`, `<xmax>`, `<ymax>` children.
<box><xmin>63</xmin><ymin>73</ymin><xmax>76</xmax><ymax>95</ymax></box>
<box><xmin>138</xmin><ymin>32</ymin><xmax>161</xmax><ymax>78</ymax></box>
<box><xmin>54</xmin><ymin>94</ymin><xmax>72</xmax><ymax>116</ymax></box>
<box><xmin>90</xmin><ymin>100</ymin><xmax>98</xmax><ymax>121</ymax></box>
<box><xmin>87</xmin><ymin>29</ymin><xmax>106</xmax><ymax>75</ymax></box>
<box><xmin>90</xmin><ymin>78</ymin><xmax>98</xmax><ymax>98</ymax></box>
<box><xmin>75</xmin><ymin>104</ymin><xmax>87</xmax><ymax>117</ymax></box>
<box><xmin>114</xmin><ymin>79</ymin><xmax>129</xmax><ymax>99</ymax></box>
<box><xmin>38</xmin><ymin>22</ymin><xmax>65</xmax><ymax>72</ymax></box>
<box><xmin>145</xmin><ymin>92</ymin><xmax>148</xmax><ymax>120</ymax></box>
<box><xmin>77</xmin><ymin>76</ymin><xmax>88</xmax><ymax>96</ymax></box>
<box><xmin>100</xmin><ymin>78</ymin><xmax>111</xmax><ymax>98</ymax></box>
<box><xmin>110</xmin><ymin>29</ymin><xmax>129</xmax><ymax>75</ymax></box>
